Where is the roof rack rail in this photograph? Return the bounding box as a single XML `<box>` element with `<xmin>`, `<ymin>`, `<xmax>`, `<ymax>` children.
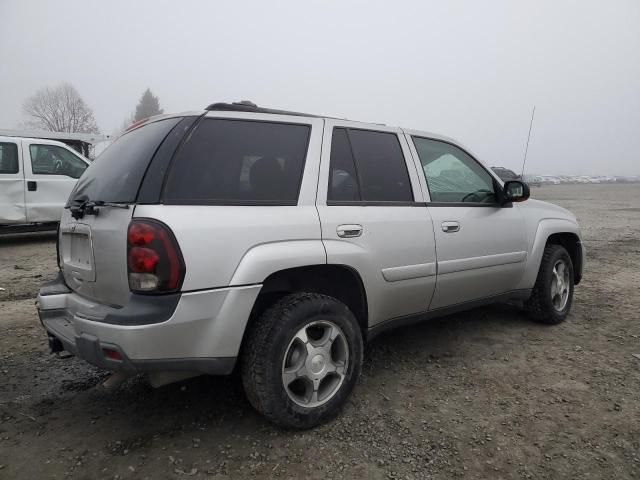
<box><xmin>204</xmin><ymin>100</ymin><xmax>320</xmax><ymax>118</ymax></box>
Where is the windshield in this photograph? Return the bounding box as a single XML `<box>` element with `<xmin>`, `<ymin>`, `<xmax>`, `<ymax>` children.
<box><xmin>67</xmin><ymin>117</ymin><xmax>181</xmax><ymax>205</ymax></box>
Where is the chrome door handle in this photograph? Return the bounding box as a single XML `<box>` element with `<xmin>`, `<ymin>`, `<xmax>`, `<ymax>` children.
<box><xmin>441</xmin><ymin>221</ymin><xmax>460</xmax><ymax>233</ymax></box>
<box><xmin>337</xmin><ymin>224</ymin><xmax>363</xmax><ymax>238</ymax></box>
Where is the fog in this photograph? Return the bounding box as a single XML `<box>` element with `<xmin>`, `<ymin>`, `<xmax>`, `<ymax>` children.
<box><xmin>1</xmin><ymin>0</ymin><xmax>638</xmax><ymax>176</ymax></box>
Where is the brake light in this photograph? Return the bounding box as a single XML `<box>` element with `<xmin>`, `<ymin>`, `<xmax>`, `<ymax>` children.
<box><xmin>127</xmin><ymin>219</ymin><xmax>185</xmax><ymax>293</ymax></box>
<box><xmin>103</xmin><ymin>348</ymin><xmax>123</xmax><ymax>361</ymax></box>
<box><xmin>128</xmin><ymin>247</ymin><xmax>159</xmax><ymax>272</ymax></box>
<box><xmin>128</xmin><ymin>222</ymin><xmax>156</xmax><ymax>246</ymax></box>
<box><xmin>124</xmin><ymin>117</ymin><xmax>150</xmax><ymax>133</ymax></box>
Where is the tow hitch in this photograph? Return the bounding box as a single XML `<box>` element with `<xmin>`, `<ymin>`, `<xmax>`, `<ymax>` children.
<box><xmin>48</xmin><ymin>334</ymin><xmax>73</xmax><ymax>358</ymax></box>
<box><xmin>48</xmin><ymin>334</ymin><xmax>64</xmax><ymax>353</ymax></box>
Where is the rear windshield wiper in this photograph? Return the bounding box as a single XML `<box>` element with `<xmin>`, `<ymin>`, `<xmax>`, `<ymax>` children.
<box><xmin>67</xmin><ymin>199</ymin><xmax>130</xmax><ymax>220</ymax></box>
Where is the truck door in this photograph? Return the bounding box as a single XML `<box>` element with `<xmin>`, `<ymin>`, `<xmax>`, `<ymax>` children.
<box><xmin>0</xmin><ymin>140</ymin><xmax>26</xmax><ymax>225</ymax></box>
<box><xmin>405</xmin><ymin>134</ymin><xmax>528</xmax><ymax>310</ymax></box>
<box><xmin>316</xmin><ymin>120</ymin><xmax>437</xmax><ymax>328</ymax></box>
<box><xmin>24</xmin><ymin>142</ymin><xmax>89</xmax><ymax>223</ymax></box>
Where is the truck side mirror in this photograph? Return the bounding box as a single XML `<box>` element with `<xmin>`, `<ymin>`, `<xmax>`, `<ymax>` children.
<box><xmin>503</xmin><ymin>180</ymin><xmax>530</xmax><ymax>203</ymax></box>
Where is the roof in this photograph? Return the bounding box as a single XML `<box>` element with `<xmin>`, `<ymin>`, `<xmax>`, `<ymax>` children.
<box><xmin>0</xmin><ymin>134</ymin><xmax>68</xmax><ymax>145</ymax></box>
<box><xmin>205</xmin><ymin>100</ymin><xmax>321</xmax><ymax>118</ymax></box>
<box><xmin>203</xmin><ymin>101</ymin><xmax>470</xmax><ymax>154</ymax></box>
<box><xmin>0</xmin><ymin>129</ymin><xmax>112</xmax><ymax>145</ymax></box>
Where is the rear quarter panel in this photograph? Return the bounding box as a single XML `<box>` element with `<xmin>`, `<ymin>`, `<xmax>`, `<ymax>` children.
<box><xmin>133</xmin><ymin>205</ymin><xmax>325</xmax><ymax>290</ymax></box>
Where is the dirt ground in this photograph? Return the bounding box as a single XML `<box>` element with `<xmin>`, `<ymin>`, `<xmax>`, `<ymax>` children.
<box><xmin>1</xmin><ymin>184</ymin><xmax>639</xmax><ymax>480</ymax></box>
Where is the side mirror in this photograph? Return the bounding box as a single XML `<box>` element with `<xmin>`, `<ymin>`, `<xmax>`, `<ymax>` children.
<box><xmin>503</xmin><ymin>180</ymin><xmax>530</xmax><ymax>203</ymax></box>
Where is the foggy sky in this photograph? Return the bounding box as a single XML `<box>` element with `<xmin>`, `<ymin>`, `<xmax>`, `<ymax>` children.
<box><xmin>1</xmin><ymin>0</ymin><xmax>639</xmax><ymax>176</ymax></box>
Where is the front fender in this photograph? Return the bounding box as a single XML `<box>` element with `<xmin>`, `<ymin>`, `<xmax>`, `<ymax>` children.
<box><xmin>229</xmin><ymin>240</ymin><xmax>327</xmax><ymax>286</ymax></box>
<box><xmin>517</xmin><ymin>218</ymin><xmax>582</xmax><ymax>290</ymax></box>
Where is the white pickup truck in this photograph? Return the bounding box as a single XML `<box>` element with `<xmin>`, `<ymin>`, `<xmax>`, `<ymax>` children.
<box><xmin>0</xmin><ymin>136</ymin><xmax>90</xmax><ymax>228</ymax></box>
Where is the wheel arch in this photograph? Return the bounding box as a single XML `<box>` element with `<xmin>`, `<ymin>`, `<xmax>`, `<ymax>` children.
<box><xmin>546</xmin><ymin>232</ymin><xmax>583</xmax><ymax>284</ymax></box>
<box><xmin>242</xmin><ymin>264</ymin><xmax>369</xmax><ymax>343</ymax></box>
<box><xmin>518</xmin><ymin>218</ymin><xmax>583</xmax><ymax>289</ymax></box>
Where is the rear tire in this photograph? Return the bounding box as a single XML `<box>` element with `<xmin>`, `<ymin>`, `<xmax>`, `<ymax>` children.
<box><xmin>525</xmin><ymin>244</ymin><xmax>574</xmax><ymax>324</ymax></box>
<box><xmin>241</xmin><ymin>293</ymin><xmax>363</xmax><ymax>429</ymax></box>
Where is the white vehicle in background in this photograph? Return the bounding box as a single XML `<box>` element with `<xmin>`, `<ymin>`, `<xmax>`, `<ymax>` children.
<box><xmin>540</xmin><ymin>175</ymin><xmax>561</xmax><ymax>185</ymax></box>
<box><xmin>0</xmin><ymin>136</ymin><xmax>90</xmax><ymax>229</ymax></box>
<box><xmin>522</xmin><ymin>174</ymin><xmax>543</xmax><ymax>187</ymax></box>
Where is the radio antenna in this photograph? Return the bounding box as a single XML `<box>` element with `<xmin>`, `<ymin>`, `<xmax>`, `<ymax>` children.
<box><xmin>521</xmin><ymin>105</ymin><xmax>536</xmax><ymax>177</ymax></box>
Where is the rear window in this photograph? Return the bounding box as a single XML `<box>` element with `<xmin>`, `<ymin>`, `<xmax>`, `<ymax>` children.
<box><xmin>68</xmin><ymin>118</ymin><xmax>181</xmax><ymax>204</ymax></box>
<box><xmin>163</xmin><ymin>119</ymin><xmax>311</xmax><ymax>205</ymax></box>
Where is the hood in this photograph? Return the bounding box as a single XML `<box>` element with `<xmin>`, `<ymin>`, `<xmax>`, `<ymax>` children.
<box><xmin>519</xmin><ymin>198</ymin><xmax>578</xmax><ymax>224</ymax></box>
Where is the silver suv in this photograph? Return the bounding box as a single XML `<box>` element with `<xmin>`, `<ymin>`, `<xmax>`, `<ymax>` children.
<box><xmin>38</xmin><ymin>102</ymin><xmax>584</xmax><ymax>428</ymax></box>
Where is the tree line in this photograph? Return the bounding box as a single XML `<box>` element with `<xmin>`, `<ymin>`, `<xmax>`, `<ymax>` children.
<box><xmin>22</xmin><ymin>83</ymin><xmax>164</xmax><ymax>134</ymax></box>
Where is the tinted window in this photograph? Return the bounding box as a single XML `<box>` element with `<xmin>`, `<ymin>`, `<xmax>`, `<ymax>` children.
<box><xmin>69</xmin><ymin>117</ymin><xmax>181</xmax><ymax>204</ymax></box>
<box><xmin>328</xmin><ymin>128</ymin><xmax>360</xmax><ymax>201</ymax></box>
<box><xmin>412</xmin><ymin>137</ymin><xmax>496</xmax><ymax>203</ymax></box>
<box><xmin>29</xmin><ymin>144</ymin><xmax>87</xmax><ymax>178</ymax></box>
<box><xmin>347</xmin><ymin>129</ymin><xmax>413</xmax><ymax>202</ymax></box>
<box><xmin>0</xmin><ymin>142</ymin><xmax>18</xmax><ymax>174</ymax></box>
<box><xmin>492</xmin><ymin>167</ymin><xmax>519</xmax><ymax>181</ymax></box>
<box><xmin>163</xmin><ymin>119</ymin><xmax>310</xmax><ymax>204</ymax></box>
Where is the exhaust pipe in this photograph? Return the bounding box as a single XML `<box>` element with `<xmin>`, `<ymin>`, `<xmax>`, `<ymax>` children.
<box><xmin>101</xmin><ymin>371</ymin><xmax>131</xmax><ymax>390</ymax></box>
<box><xmin>148</xmin><ymin>371</ymin><xmax>200</xmax><ymax>388</ymax></box>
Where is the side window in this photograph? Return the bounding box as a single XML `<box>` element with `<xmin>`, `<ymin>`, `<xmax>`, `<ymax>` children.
<box><xmin>0</xmin><ymin>142</ymin><xmax>19</xmax><ymax>174</ymax></box>
<box><xmin>328</xmin><ymin>128</ymin><xmax>413</xmax><ymax>203</ymax></box>
<box><xmin>328</xmin><ymin>128</ymin><xmax>360</xmax><ymax>201</ymax></box>
<box><xmin>163</xmin><ymin>119</ymin><xmax>310</xmax><ymax>204</ymax></box>
<box><xmin>29</xmin><ymin>144</ymin><xmax>87</xmax><ymax>179</ymax></box>
<box><xmin>412</xmin><ymin>137</ymin><xmax>497</xmax><ymax>203</ymax></box>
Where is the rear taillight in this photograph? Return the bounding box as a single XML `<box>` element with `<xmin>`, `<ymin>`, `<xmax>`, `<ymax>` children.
<box><xmin>127</xmin><ymin>219</ymin><xmax>185</xmax><ymax>293</ymax></box>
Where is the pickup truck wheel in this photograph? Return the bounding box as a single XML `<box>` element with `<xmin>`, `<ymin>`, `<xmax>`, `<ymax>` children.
<box><xmin>525</xmin><ymin>244</ymin><xmax>574</xmax><ymax>324</ymax></box>
<box><xmin>241</xmin><ymin>293</ymin><xmax>363</xmax><ymax>429</ymax></box>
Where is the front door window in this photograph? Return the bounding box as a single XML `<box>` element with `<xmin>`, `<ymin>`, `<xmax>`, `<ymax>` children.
<box><xmin>412</xmin><ymin>137</ymin><xmax>497</xmax><ymax>204</ymax></box>
<box><xmin>29</xmin><ymin>144</ymin><xmax>87</xmax><ymax>179</ymax></box>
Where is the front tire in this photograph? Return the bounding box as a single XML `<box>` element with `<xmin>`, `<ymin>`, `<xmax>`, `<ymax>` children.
<box><xmin>241</xmin><ymin>293</ymin><xmax>363</xmax><ymax>429</ymax></box>
<box><xmin>525</xmin><ymin>244</ymin><xmax>574</xmax><ymax>324</ymax></box>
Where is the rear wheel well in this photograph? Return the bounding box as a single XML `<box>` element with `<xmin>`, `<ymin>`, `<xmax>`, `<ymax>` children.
<box><xmin>546</xmin><ymin>233</ymin><xmax>582</xmax><ymax>284</ymax></box>
<box><xmin>246</xmin><ymin>265</ymin><xmax>368</xmax><ymax>335</ymax></box>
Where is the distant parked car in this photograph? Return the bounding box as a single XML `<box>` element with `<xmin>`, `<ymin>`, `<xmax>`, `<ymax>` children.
<box><xmin>491</xmin><ymin>166</ymin><xmax>521</xmax><ymax>182</ymax></box>
<box><xmin>540</xmin><ymin>176</ymin><xmax>561</xmax><ymax>185</ymax></box>
<box><xmin>523</xmin><ymin>175</ymin><xmax>542</xmax><ymax>187</ymax></box>
<box><xmin>0</xmin><ymin>136</ymin><xmax>90</xmax><ymax>228</ymax></box>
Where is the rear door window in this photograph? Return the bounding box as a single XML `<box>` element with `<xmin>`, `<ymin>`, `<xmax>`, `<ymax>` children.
<box><xmin>0</xmin><ymin>142</ymin><xmax>19</xmax><ymax>174</ymax></box>
<box><xmin>327</xmin><ymin>128</ymin><xmax>413</xmax><ymax>203</ymax></box>
<box><xmin>69</xmin><ymin>117</ymin><xmax>181</xmax><ymax>204</ymax></box>
<box><xmin>163</xmin><ymin>119</ymin><xmax>311</xmax><ymax>205</ymax></box>
<box><xmin>328</xmin><ymin>128</ymin><xmax>360</xmax><ymax>202</ymax></box>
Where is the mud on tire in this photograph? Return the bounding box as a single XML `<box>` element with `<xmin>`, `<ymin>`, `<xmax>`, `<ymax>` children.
<box><xmin>240</xmin><ymin>293</ymin><xmax>363</xmax><ymax>429</ymax></box>
<box><xmin>525</xmin><ymin>244</ymin><xmax>574</xmax><ymax>324</ymax></box>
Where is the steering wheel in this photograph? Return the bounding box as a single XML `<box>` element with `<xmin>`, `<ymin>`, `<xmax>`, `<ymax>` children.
<box><xmin>53</xmin><ymin>159</ymin><xmax>63</xmax><ymax>174</ymax></box>
<box><xmin>461</xmin><ymin>189</ymin><xmax>493</xmax><ymax>203</ymax></box>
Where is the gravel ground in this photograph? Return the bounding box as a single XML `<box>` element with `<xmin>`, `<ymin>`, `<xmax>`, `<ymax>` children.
<box><xmin>0</xmin><ymin>184</ymin><xmax>639</xmax><ymax>480</ymax></box>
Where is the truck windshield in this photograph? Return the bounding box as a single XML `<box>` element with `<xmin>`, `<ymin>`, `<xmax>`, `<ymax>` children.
<box><xmin>67</xmin><ymin>117</ymin><xmax>181</xmax><ymax>205</ymax></box>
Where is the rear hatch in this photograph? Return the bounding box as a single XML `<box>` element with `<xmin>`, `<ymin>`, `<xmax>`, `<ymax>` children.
<box><xmin>59</xmin><ymin>117</ymin><xmax>187</xmax><ymax>307</ymax></box>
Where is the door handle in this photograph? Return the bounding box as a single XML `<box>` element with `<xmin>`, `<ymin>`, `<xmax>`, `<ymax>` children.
<box><xmin>441</xmin><ymin>221</ymin><xmax>460</xmax><ymax>233</ymax></box>
<box><xmin>27</xmin><ymin>181</ymin><xmax>37</xmax><ymax>192</ymax></box>
<box><xmin>337</xmin><ymin>224</ymin><xmax>363</xmax><ymax>238</ymax></box>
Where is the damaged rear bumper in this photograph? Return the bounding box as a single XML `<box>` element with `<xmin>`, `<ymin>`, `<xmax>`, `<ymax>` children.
<box><xmin>37</xmin><ymin>272</ymin><xmax>261</xmax><ymax>376</ymax></box>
